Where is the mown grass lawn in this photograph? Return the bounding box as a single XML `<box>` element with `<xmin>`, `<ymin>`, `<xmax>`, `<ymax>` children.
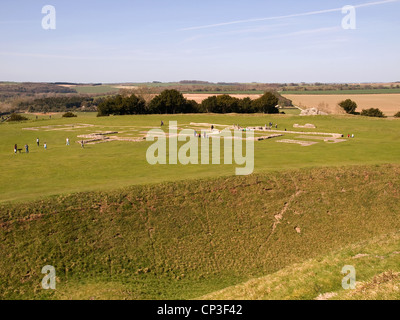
<box><xmin>1</xmin><ymin>112</ymin><xmax>399</xmax><ymax>203</ymax></box>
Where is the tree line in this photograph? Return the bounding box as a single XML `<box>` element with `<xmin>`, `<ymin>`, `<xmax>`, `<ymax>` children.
<box><xmin>97</xmin><ymin>90</ymin><xmax>284</xmax><ymax>116</ymax></box>
<box><xmin>17</xmin><ymin>96</ymin><xmax>99</xmax><ymax>113</ymax></box>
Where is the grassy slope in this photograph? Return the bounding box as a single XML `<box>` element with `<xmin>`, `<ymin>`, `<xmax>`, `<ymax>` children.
<box><xmin>1</xmin><ymin>113</ymin><xmax>400</xmax><ymax>203</ymax></box>
<box><xmin>0</xmin><ymin>164</ymin><xmax>399</xmax><ymax>299</ymax></box>
<box><xmin>200</xmin><ymin>231</ymin><xmax>400</xmax><ymax>300</ymax></box>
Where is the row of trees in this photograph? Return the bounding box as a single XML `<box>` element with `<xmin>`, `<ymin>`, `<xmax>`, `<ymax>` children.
<box><xmin>17</xmin><ymin>96</ymin><xmax>99</xmax><ymax>113</ymax></box>
<box><xmin>339</xmin><ymin>99</ymin><xmax>386</xmax><ymax>118</ymax></box>
<box><xmin>97</xmin><ymin>90</ymin><xmax>282</xmax><ymax>116</ymax></box>
<box><xmin>201</xmin><ymin>93</ymin><xmax>279</xmax><ymax>114</ymax></box>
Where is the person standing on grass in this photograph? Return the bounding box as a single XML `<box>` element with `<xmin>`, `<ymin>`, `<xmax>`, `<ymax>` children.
<box><xmin>25</xmin><ymin>144</ymin><xmax>29</xmax><ymax>153</ymax></box>
<box><xmin>14</xmin><ymin>144</ymin><xmax>17</xmax><ymax>154</ymax></box>
<box><xmin>66</xmin><ymin>138</ymin><xmax>70</xmax><ymax>146</ymax></box>
<box><xmin>36</xmin><ymin>138</ymin><xmax>39</xmax><ymax>146</ymax></box>
<box><xmin>81</xmin><ymin>140</ymin><xmax>84</xmax><ymax>148</ymax></box>
<box><xmin>44</xmin><ymin>143</ymin><xmax>47</xmax><ymax>150</ymax></box>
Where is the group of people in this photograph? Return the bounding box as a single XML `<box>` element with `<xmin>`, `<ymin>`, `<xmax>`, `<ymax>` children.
<box><xmin>13</xmin><ymin>144</ymin><xmax>29</xmax><ymax>154</ymax></box>
<box><xmin>193</xmin><ymin>130</ymin><xmax>208</xmax><ymax>139</ymax></box>
<box><xmin>13</xmin><ymin>137</ymin><xmax>80</xmax><ymax>154</ymax></box>
<box><xmin>265</xmin><ymin>122</ymin><xmax>279</xmax><ymax>130</ymax></box>
<box><xmin>36</xmin><ymin>138</ymin><xmax>47</xmax><ymax>150</ymax></box>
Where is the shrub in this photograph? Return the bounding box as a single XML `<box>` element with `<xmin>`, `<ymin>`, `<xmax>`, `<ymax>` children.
<box><xmin>339</xmin><ymin>99</ymin><xmax>358</xmax><ymax>114</ymax></box>
<box><xmin>360</xmin><ymin>108</ymin><xmax>385</xmax><ymax>118</ymax></box>
<box><xmin>7</xmin><ymin>113</ymin><xmax>28</xmax><ymax>122</ymax></box>
<box><xmin>394</xmin><ymin>111</ymin><xmax>400</xmax><ymax>118</ymax></box>
<box><xmin>62</xmin><ymin>112</ymin><xmax>77</xmax><ymax>118</ymax></box>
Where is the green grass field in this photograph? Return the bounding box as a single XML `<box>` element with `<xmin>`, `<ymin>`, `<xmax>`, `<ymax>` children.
<box><xmin>0</xmin><ymin>112</ymin><xmax>399</xmax><ymax>300</ymax></box>
<box><xmin>281</xmin><ymin>108</ymin><xmax>301</xmax><ymax>115</ymax></box>
<box><xmin>1</xmin><ymin>113</ymin><xmax>399</xmax><ymax>203</ymax></box>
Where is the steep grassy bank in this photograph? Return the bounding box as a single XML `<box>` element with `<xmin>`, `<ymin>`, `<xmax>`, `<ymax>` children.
<box><xmin>200</xmin><ymin>231</ymin><xmax>400</xmax><ymax>300</ymax></box>
<box><xmin>0</xmin><ymin>164</ymin><xmax>399</xmax><ymax>299</ymax></box>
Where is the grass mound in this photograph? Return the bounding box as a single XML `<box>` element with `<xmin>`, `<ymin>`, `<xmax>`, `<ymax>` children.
<box><xmin>0</xmin><ymin>164</ymin><xmax>399</xmax><ymax>299</ymax></box>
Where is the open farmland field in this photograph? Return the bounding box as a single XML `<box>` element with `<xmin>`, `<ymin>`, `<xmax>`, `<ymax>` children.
<box><xmin>184</xmin><ymin>93</ymin><xmax>263</xmax><ymax>103</ymax></box>
<box><xmin>281</xmin><ymin>88</ymin><xmax>400</xmax><ymax>95</ymax></box>
<box><xmin>283</xmin><ymin>94</ymin><xmax>400</xmax><ymax>116</ymax></box>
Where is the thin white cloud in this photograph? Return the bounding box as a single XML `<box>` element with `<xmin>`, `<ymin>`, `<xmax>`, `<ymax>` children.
<box><xmin>181</xmin><ymin>23</ymin><xmax>289</xmax><ymax>43</ymax></box>
<box><xmin>180</xmin><ymin>0</ymin><xmax>399</xmax><ymax>31</ymax></box>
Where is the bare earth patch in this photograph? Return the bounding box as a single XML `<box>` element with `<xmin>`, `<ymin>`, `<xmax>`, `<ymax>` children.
<box><xmin>294</xmin><ymin>124</ymin><xmax>316</xmax><ymax>129</ymax></box>
<box><xmin>184</xmin><ymin>94</ymin><xmax>262</xmax><ymax>104</ymax></box>
<box><xmin>276</xmin><ymin>139</ymin><xmax>319</xmax><ymax>147</ymax></box>
<box><xmin>283</xmin><ymin>94</ymin><xmax>400</xmax><ymax>116</ymax></box>
<box><xmin>295</xmin><ymin>135</ymin><xmax>347</xmax><ymax>144</ymax></box>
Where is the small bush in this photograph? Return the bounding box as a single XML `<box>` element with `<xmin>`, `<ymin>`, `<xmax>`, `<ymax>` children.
<box><xmin>62</xmin><ymin>112</ymin><xmax>78</xmax><ymax>118</ymax></box>
<box><xmin>339</xmin><ymin>99</ymin><xmax>358</xmax><ymax>114</ymax></box>
<box><xmin>360</xmin><ymin>108</ymin><xmax>385</xmax><ymax>118</ymax></box>
<box><xmin>7</xmin><ymin>113</ymin><xmax>28</xmax><ymax>122</ymax></box>
<box><xmin>394</xmin><ymin>111</ymin><xmax>400</xmax><ymax>118</ymax></box>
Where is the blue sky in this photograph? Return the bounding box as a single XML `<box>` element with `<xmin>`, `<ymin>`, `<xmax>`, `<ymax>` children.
<box><xmin>0</xmin><ymin>0</ymin><xmax>399</xmax><ymax>83</ymax></box>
